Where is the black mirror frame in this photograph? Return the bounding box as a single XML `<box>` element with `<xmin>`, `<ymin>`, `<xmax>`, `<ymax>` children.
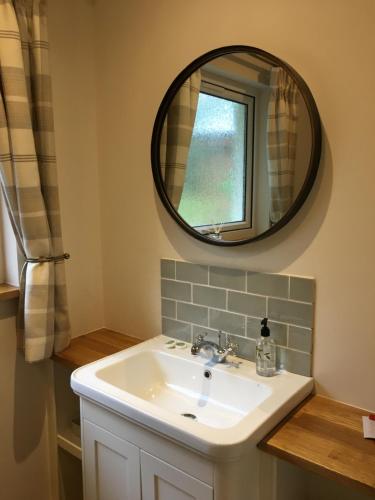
<box><xmin>151</xmin><ymin>45</ymin><xmax>322</xmax><ymax>246</ymax></box>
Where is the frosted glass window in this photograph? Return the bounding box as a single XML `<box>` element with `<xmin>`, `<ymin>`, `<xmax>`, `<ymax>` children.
<box><xmin>179</xmin><ymin>91</ymin><xmax>252</xmax><ymax>229</ymax></box>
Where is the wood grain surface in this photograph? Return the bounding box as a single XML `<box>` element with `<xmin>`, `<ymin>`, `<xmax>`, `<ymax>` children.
<box><xmin>0</xmin><ymin>283</ymin><xmax>19</xmax><ymax>300</ymax></box>
<box><xmin>53</xmin><ymin>328</ymin><xmax>142</xmax><ymax>369</ymax></box>
<box><xmin>259</xmin><ymin>395</ymin><xmax>375</xmax><ymax>496</ymax></box>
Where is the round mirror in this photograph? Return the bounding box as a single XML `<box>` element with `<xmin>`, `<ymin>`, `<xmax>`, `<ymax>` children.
<box><xmin>151</xmin><ymin>46</ymin><xmax>321</xmax><ymax>246</ymax></box>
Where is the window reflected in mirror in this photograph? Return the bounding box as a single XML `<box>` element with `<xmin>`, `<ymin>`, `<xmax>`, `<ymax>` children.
<box><xmin>179</xmin><ymin>84</ymin><xmax>254</xmax><ymax>238</ymax></box>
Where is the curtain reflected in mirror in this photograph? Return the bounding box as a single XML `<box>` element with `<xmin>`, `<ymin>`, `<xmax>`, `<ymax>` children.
<box><xmin>267</xmin><ymin>68</ymin><xmax>299</xmax><ymax>225</ymax></box>
<box><xmin>160</xmin><ymin>70</ymin><xmax>201</xmax><ymax>208</ymax></box>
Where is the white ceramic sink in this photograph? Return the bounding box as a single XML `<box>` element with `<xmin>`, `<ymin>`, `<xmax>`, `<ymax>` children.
<box><xmin>71</xmin><ymin>335</ymin><xmax>313</xmax><ymax>458</ymax></box>
<box><xmin>96</xmin><ymin>349</ymin><xmax>272</xmax><ymax>429</ymax></box>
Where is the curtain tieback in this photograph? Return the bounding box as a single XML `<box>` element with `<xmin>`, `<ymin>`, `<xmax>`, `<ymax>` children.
<box><xmin>25</xmin><ymin>253</ymin><xmax>70</xmax><ymax>264</ymax></box>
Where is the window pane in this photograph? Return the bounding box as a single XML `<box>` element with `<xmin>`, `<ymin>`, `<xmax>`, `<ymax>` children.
<box><xmin>178</xmin><ymin>92</ymin><xmax>247</xmax><ymax>228</ymax></box>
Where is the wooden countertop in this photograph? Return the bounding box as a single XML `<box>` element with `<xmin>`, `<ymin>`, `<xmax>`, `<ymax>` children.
<box><xmin>259</xmin><ymin>395</ymin><xmax>375</xmax><ymax>496</ymax></box>
<box><xmin>53</xmin><ymin>328</ymin><xmax>142</xmax><ymax>369</ymax></box>
<box><xmin>0</xmin><ymin>283</ymin><xmax>19</xmax><ymax>300</ymax></box>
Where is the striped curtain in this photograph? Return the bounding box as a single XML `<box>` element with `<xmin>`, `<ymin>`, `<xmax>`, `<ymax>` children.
<box><xmin>160</xmin><ymin>70</ymin><xmax>201</xmax><ymax>209</ymax></box>
<box><xmin>0</xmin><ymin>0</ymin><xmax>70</xmax><ymax>362</ymax></box>
<box><xmin>266</xmin><ymin>67</ymin><xmax>299</xmax><ymax>224</ymax></box>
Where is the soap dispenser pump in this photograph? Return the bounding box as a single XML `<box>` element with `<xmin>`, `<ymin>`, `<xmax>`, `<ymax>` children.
<box><xmin>256</xmin><ymin>318</ymin><xmax>276</xmax><ymax>377</ymax></box>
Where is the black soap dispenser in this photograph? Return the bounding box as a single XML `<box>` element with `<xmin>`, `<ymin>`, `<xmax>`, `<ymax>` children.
<box><xmin>256</xmin><ymin>318</ymin><xmax>276</xmax><ymax>377</ymax></box>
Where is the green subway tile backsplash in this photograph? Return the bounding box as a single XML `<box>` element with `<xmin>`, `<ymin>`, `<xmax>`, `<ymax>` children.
<box><xmin>161</xmin><ymin>279</ymin><xmax>191</xmax><ymax>302</ymax></box>
<box><xmin>209</xmin><ymin>308</ymin><xmax>246</xmax><ymax>336</ymax></box>
<box><xmin>268</xmin><ymin>298</ymin><xmax>313</xmax><ymax>327</ymax></box>
<box><xmin>247</xmin><ymin>272</ymin><xmax>288</xmax><ymax>298</ymax></box>
<box><xmin>161</xmin><ymin>259</ymin><xmax>175</xmax><ymax>279</ymax></box>
<box><xmin>177</xmin><ymin>302</ymin><xmax>208</xmax><ymax>326</ymax></box>
<box><xmin>277</xmin><ymin>347</ymin><xmax>311</xmax><ymax>377</ymax></box>
<box><xmin>193</xmin><ymin>285</ymin><xmax>226</xmax><ymax>309</ymax></box>
<box><xmin>233</xmin><ymin>335</ymin><xmax>256</xmax><ymax>362</ymax></box>
<box><xmin>209</xmin><ymin>266</ymin><xmax>246</xmax><ymax>291</ymax></box>
<box><xmin>289</xmin><ymin>276</ymin><xmax>315</xmax><ymax>302</ymax></box>
<box><xmin>176</xmin><ymin>261</ymin><xmax>208</xmax><ymax>284</ymax></box>
<box><xmin>228</xmin><ymin>291</ymin><xmax>266</xmax><ymax>317</ymax></box>
<box><xmin>162</xmin><ymin>318</ymin><xmax>191</xmax><ymax>342</ymax></box>
<box><xmin>161</xmin><ymin>299</ymin><xmax>176</xmax><ymax>319</ymax></box>
<box><xmin>160</xmin><ymin>259</ymin><xmax>315</xmax><ymax>377</ymax></box>
<box><xmin>288</xmin><ymin>325</ymin><xmax>313</xmax><ymax>352</ymax></box>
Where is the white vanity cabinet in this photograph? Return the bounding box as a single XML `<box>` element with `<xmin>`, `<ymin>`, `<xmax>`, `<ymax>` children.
<box><xmin>140</xmin><ymin>453</ymin><xmax>213</xmax><ymax>500</ymax></box>
<box><xmin>80</xmin><ymin>399</ymin><xmax>215</xmax><ymax>500</ymax></box>
<box><xmin>82</xmin><ymin>421</ymin><xmax>142</xmax><ymax>500</ymax></box>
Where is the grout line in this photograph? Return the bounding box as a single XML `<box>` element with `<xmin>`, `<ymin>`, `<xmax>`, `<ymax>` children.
<box><xmin>209</xmin><ymin>305</ymin><xmax>247</xmax><ymax>319</ymax></box>
<box><xmin>288</xmin><ymin>324</ymin><xmax>312</xmax><ymax>332</ymax></box>
<box><xmin>163</xmin><ymin>278</ymin><xmax>313</xmax><ymax>305</ymax></box>
<box><xmin>164</xmin><ymin>299</ymin><xmax>313</xmax><ymax>330</ymax></box>
<box><xmin>267</xmin><ymin>295</ymin><xmax>313</xmax><ymax>306</ymax></box>
<box><xmin>161</xmin><ymin>316</ymin><xmax>191</xmax><ymax>327</ymax></box>
<box><xmin>192</xmin><ymin>325</ymin><xmax>218</xmax><ymax>335</ymax></box>
<box><xmin>267</xmin><ymin>319</ymin><xmax>313</xmax><ymax>329</ymax></box>
<box><xmin>163</xmin><ymin>259</ymin><xmax>315</xmax><ymax>282</ymax></box>
<box><xmin>282</xmin><ymin>345</ymin><xmax>312</xmax><ymax>355</ymax></box>
<box><xmin>167</xmin><ymin>299</ymin><xmax>313</xmax><ymax>329</ymax></box>
<box><xmin>176</xmin><ymin>299</ymin><xmax>208</xmax><ymax>310</ymax></box>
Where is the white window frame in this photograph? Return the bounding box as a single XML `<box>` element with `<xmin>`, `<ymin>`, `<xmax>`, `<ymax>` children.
<box><xmin>0</xmin><ymin>192</ymin><xmax>20</xmax><ymax>286</ymax></box>
<box><xmin>188</xmin><ymin>71</ymin><xmax>260</xmax><ymax>239</ymax></box>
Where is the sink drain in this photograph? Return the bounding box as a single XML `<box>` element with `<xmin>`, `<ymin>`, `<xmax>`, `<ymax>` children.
<box><xmin>181</xmin><ymin>413</ymin><xmax>197</xmax><ymax>421</ymax></box>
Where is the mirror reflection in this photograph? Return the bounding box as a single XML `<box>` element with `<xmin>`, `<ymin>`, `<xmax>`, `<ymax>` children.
<box><xmin>158</xmin><ymin>52</ymin><xmax>313</xmax><ymax>242</ymax></box>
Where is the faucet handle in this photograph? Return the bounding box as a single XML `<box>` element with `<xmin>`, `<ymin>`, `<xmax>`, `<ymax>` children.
<box><xmin>225</xmin><ymin>336</ymin><xmax>239</xmax><ymax>357</ymax></box>
<box><xmin>191</xmin><ymin>333</ymin><xmax>206</xmax><ymax>355</ymax></box>
<box><xmin>195</xmin><ymin>333</ymin><xmax>206</xmax><ymax>344</ymax></box>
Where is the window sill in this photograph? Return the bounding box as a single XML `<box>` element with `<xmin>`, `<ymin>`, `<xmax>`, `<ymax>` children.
<box><xmin>0</xmin><ymin>283</ymin><xmax>20</xmax><ymax>301</ymax></box>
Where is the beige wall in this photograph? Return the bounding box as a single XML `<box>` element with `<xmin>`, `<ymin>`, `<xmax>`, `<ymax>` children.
<box><xmin>0</xmin><ymin>301</ymin><xmax>55</xmax><ymax>500</ymax></box>
<box><xmin>93</xmin><ymin>0</ymin><xmax>375</xmax><ymax>411</ymax></box>
<box><xmin>49</xmin><ymin>0</ymin><xmax>104</xmax><ymax>338</ymax></box>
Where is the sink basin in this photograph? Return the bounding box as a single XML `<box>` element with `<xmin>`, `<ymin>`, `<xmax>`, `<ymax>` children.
<box><xmin>96</xmin><ymin>349</ymin><xmax>272</xmax><ymax>429</ymax></box>
<box><xmin>71</xmin><ymin>335</ymin><xmax>313</xmax><ymax>458</ymax></box>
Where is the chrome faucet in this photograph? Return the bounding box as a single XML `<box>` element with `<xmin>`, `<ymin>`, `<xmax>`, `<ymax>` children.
<box><xmin>191</xmin><ymin>331</ymin><xmax>238</xmax><ymax>364</ymax></box>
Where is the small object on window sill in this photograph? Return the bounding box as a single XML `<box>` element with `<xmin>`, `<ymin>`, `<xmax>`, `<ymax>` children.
<box><xmin>0</xmin><ymin>283</ymin><xmax>19</xmax><ymax>300</ymax></box>
<box><xmin>362</xmin><ymin>416</ymin><xmax>375</xmax><ymax>439</ymax></box>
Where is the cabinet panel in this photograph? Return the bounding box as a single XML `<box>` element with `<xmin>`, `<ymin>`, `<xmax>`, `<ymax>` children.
<box><xmin>82</xmin><ymin>400</ymin><xmax>213</xmax><ymax>485</ymax></box>
<box><xmin>82</xmin><ymin>420</ymin><xmax>141</xmax><ymax>500</ymax></box>
<box><xmin>141</xmin><ymin>451</ymin><xmax>213</xmax><ymax>500</ymax></box>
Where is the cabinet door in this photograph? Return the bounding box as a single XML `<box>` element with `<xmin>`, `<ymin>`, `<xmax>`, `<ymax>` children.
<box><xmin>141</xmin><ymin>451</ymin><xmax>213</xmax><ymax>500</ymax></box>
<box><xmin>82</xmin><ymin>420</ymin><xmax>141</xmax><ymax>500</ymax></box>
